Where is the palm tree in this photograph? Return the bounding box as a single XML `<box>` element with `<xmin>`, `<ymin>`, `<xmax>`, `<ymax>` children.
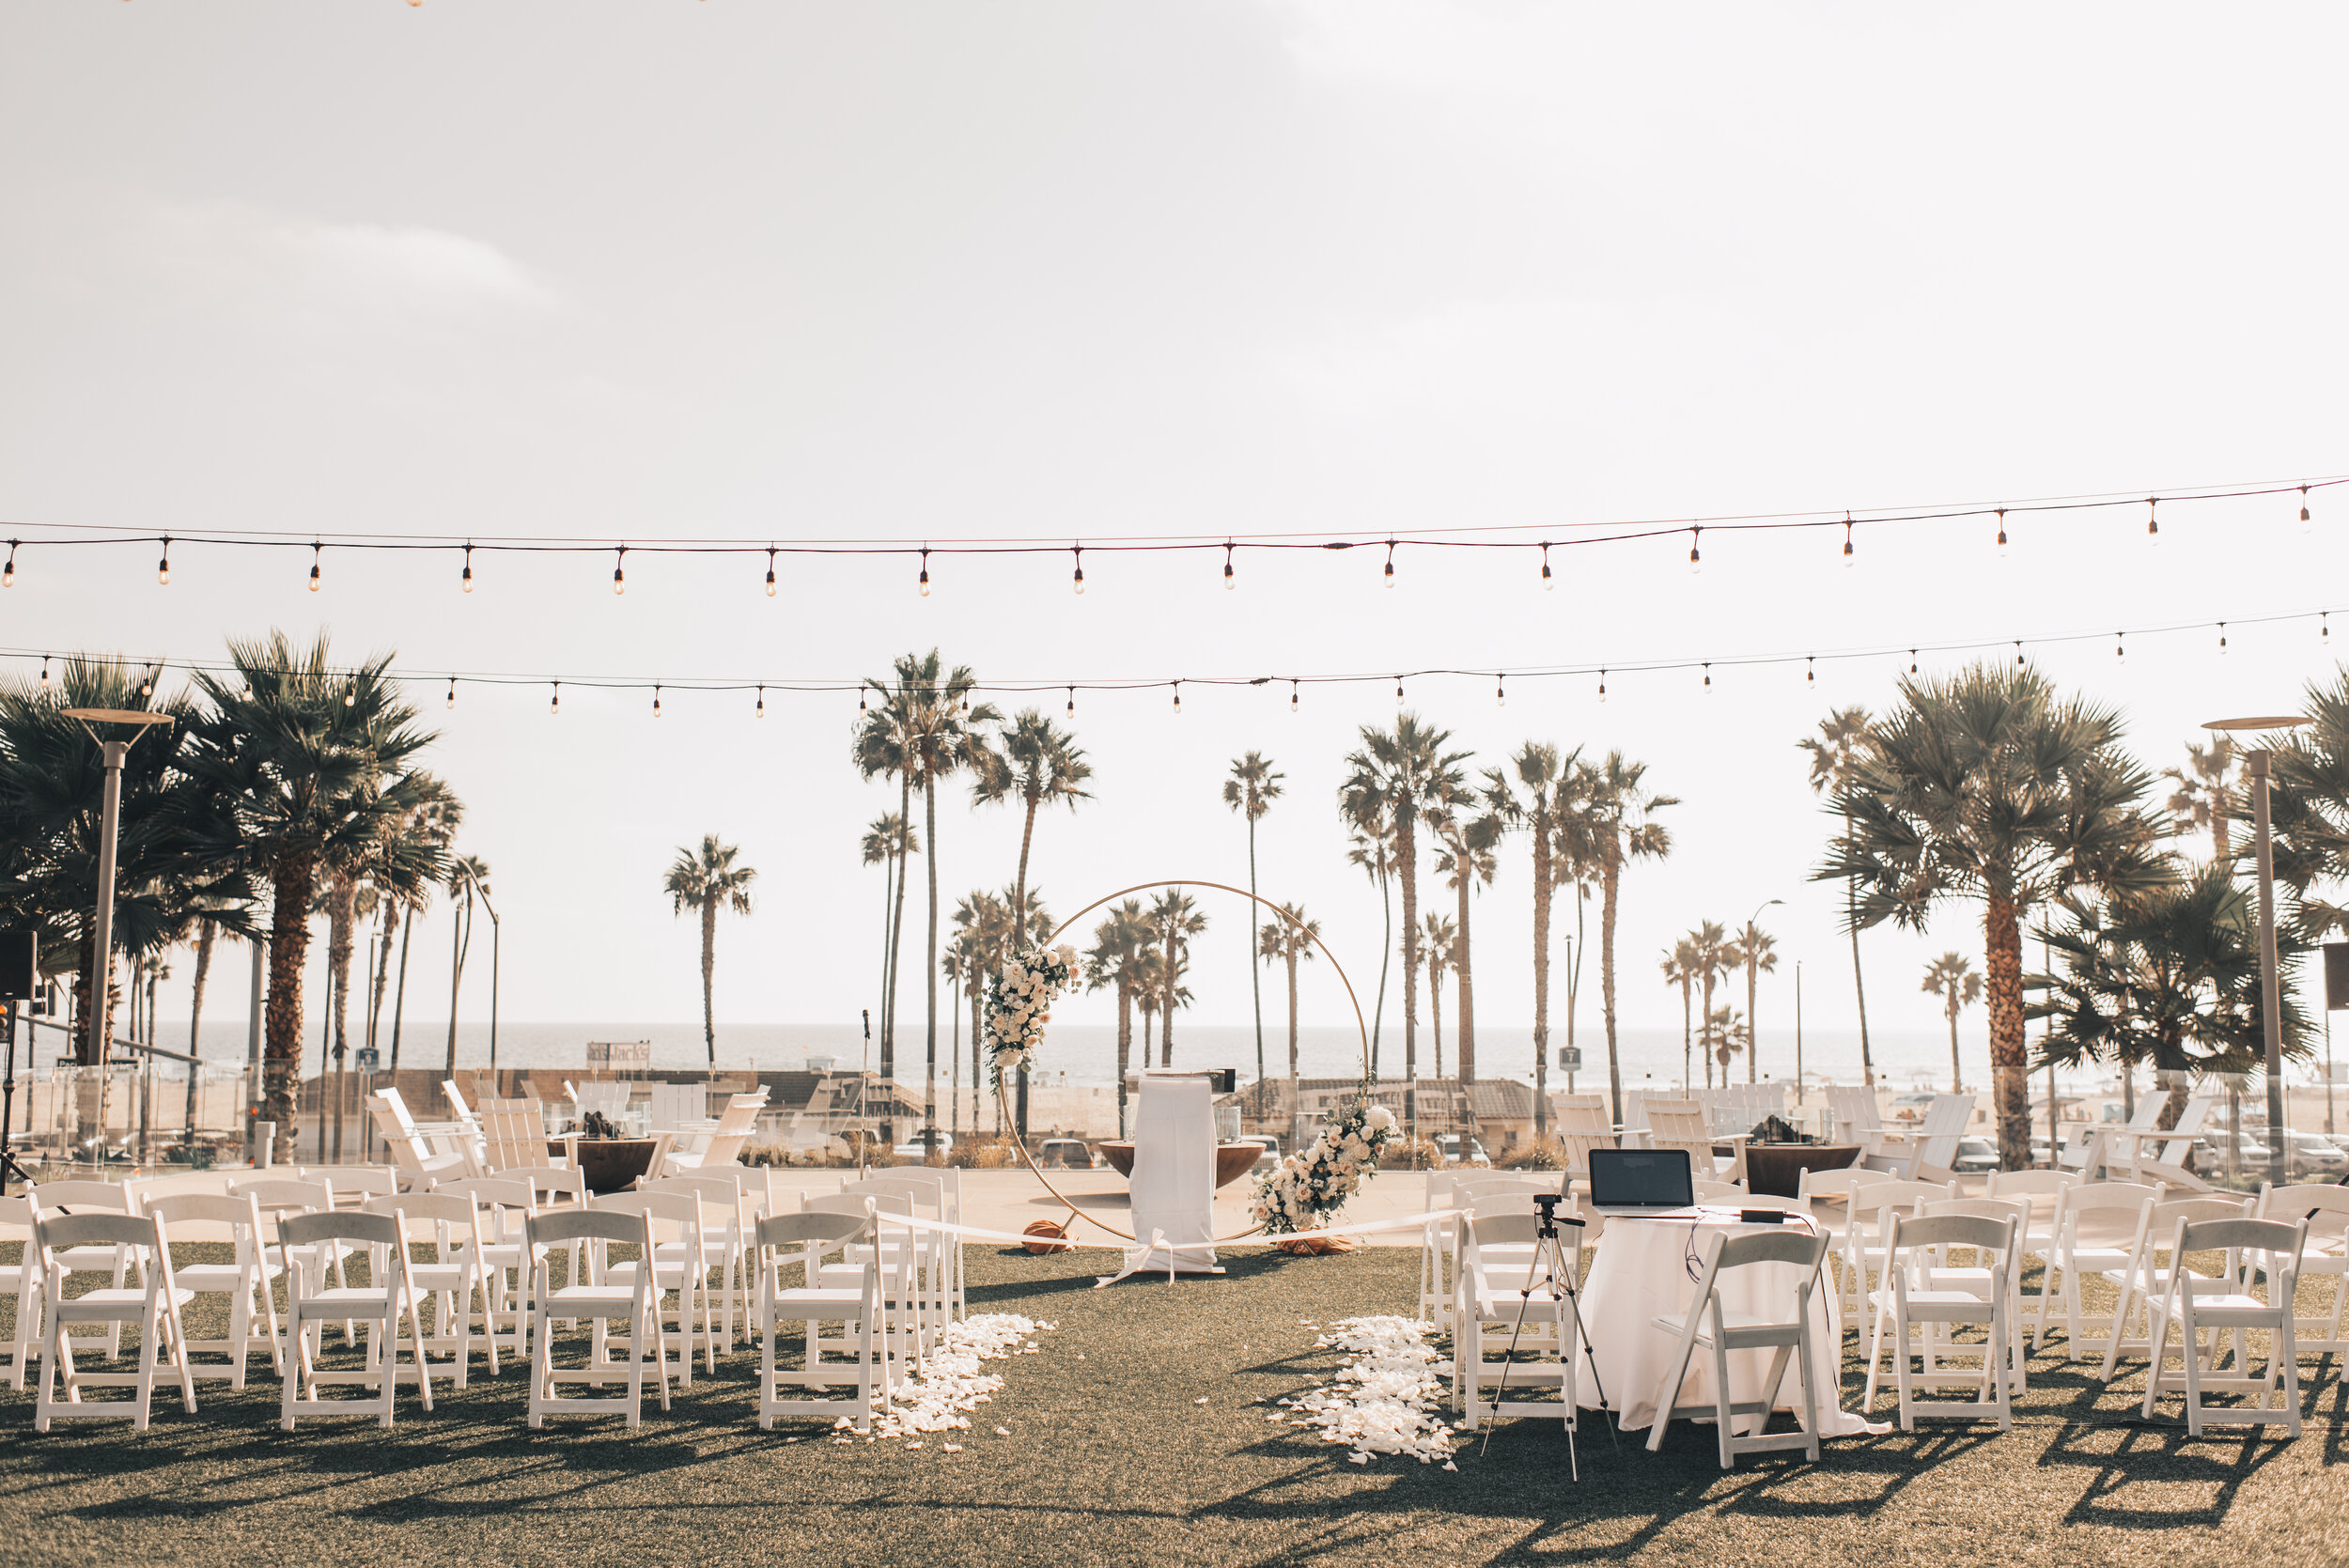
<box><xmin>663</xmin><ymin>835</ymin><xmax>757</xmax><ymax>1073</ymax></box>
<box><xmin>1821</xmin><ymin>662</ymin><xmax>2166</xmax><ymax>1169</ymax></box>
<box><xmin>858</xmin><ymin>652</ymin><xmax>1000</xmax><ymax>1137</ymax></box>
<box><xmin>1730</xmin><ymin>921</ymin><xmax>1779</xmax><ymax>1084</ymax></box>
<box><xmin>1699</xmin><ymin>1004</ymin><xmax>1750</xmax><ymax>1079</ymax></box>
<box><xmin>1688</xmin><ymin>920</ymin><xmax>1731</xmax><ymax>1089</ymax></box>
<box><xmin>1576</xmin><ymin>752</ymin><xmax>1675</xmax><ymax>1123</ymax></box>
<box><xmin>860</xmin><ymin>813</ymin><xmax>918</xmax><ymax>1084</ymax></box>
<box><xmin>1421</xmin><ymin>912</ymin><xmax>1456</xmax><ymax>1079</ymax></box>
<box><xmin>852</xmin><ymin>692</ymin><xmax>920</xmax><ymax>1083</ymax></box>
<box><xmin>184</xmin><ymin>632</ymin><xmax>439</xmax><ymax>1158</ymax></box>
<box><xmin>1087</xmin><ymin>900</ymin><xmax>1154</xmax><ymax>1137</ymax></box>
<box><xmin>1258</xmin><ymin>903</ymin><xmax>1319</xmax><ymax>1147</ymax></box>
<box><xmin>1429</xmin><ymin>802</ymin><xmax>1498</xmax><ymax>1088</ymax></box>
<box><xmin>2161</xmin><ymin>738</ymin><xmax>2238</xmax><ymax>862</ymax></box>
<box><xmin>1921</xmin><ymin>952</ymin><xmax>1982</xmax><ymax>1092</ymax></box>
<box><xmin>1343</xmin><ymin>815</ymin><xmax>1397</xmax><ymax>1078</ymax></box>
<box><xmin>1147</xmin><ymin>890</ymin><xmax>1207</xmax><ymax>1068</ymax></box>
<box><xmin>443</xmin><ymin>854</ymin><xmax>490</xmax><ymax>1077</ymax></box>
<box><xmin>384</xmin><ymin>779</ymin><xmax>460</xmax><ymax>1076</ymax></box>
<box><xmin>1799</xmin><ymin>707</ymin><xmax>1876</xmax><ymax>1086</ymax></box>
<box><xmin>1483</xmin><ymin>743</ymin><xmax>1581</xmax><ymax>1140</ymax></box>
<box><xmin>1343</xmin><ymin>716</ymin><xmax>1470</xmax><ymax>1119</ymax></box>
<box><xmin>973</xmin><ymin>708</ymin><xmax>1087</xmax><ymax>1133</ymax></box>
<box><xmin>1223</xmin><ymin>753</ymin><xmax>1284</xmax><ymax>1092</ymax></box>
<box><xmin>1661</xmin><ymin>939</ymin><xmax>1698</xmax><ymax>1089</ymax></box>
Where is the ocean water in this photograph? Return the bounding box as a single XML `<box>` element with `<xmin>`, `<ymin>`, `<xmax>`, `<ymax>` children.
<box><xmin>97</xmin><ymin>1015</ymin><xmax>1973</xmax><ymax>1093</ymax></box>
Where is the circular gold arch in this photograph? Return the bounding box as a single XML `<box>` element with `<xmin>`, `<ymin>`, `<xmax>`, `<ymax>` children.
<box><xmin>990</xmin><ymin>878</ymin><xmax>1373</xmax><ymax>1245</ymax></box>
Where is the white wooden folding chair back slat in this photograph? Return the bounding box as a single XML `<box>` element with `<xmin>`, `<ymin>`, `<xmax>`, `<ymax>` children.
<box><xmin>32</xmin><ymin>1181</ymin><xmax>143</xmax><ymax>1358</ymax></box>
<box><xmin>755</xmin><ymin>1210</ymin><xmax>891</xmax><ymax>1432</ymax></box>
<box><xmin>276</xmin><ymin>1208</ymin><xmax>432</xmax><ymax>1430</ymax></box>
<box><xmin>639</xmin><ymin>1174</ymin><xmax>754</xmax><ymax>1352</ymax></box>
<box><xmin>360</xmin><ymin>1194</ymin><xmax>498</xmax><ymax>1387</ymax></box>
<box><xmin>1643</xmin><ymin>1228</ymin><xmax>1830</xmax><ymax>1467</ymax></box>
<box><xmin>428</xmin><ymin>1176</ymin><xmax>539</xmax><ymax>1358</ymax></box>
<box><xmin>1862</xmin><ymin>1211</ymin><xmax>2020</xmax><ymax>1431</ymax></box>
<box><xmin>2140</xmin><ymin>1215</ymin><xmax>2308</xmax><ymax>1436</ymax></box>
<box><xmin>592</xmin><ymin>1191</ymin><xmax>713</xmax><ymax>1382</ymax></box>
<box><xmin>141</xmin><ymin>1192</ymin><xmax>283</xmax><ymax>1389</ymax></box>
<box><xmin>1452</xmin><ymin>1214</ymin><xmax>1581</xmax><ymax>1447</ymax></box>
<box><xmin>0</xmin><ymin>1195</ymin><xmax>44</xmax><ymax>1391</ymax></box>
<box><xmin>2256</xmin><ymin>1182</ymin><xmax>2349</xmax><ymax>1353</ymax></box>
<box><xmin>1837</xmin><ymin>1178</ymin><xmax>1957</xmax><ymax>1318</ymax></box>
<box><xmin>2096</xmin><ymin>1193</ymin><xmax>2253</xmax><ymax>1380</ymax></box>
<box><xmin>2030</xmin><ymin>1181</ymin><xmax>2161</xmax><ymax>1358</ymax></box>
<box><xmin>31</xmin><ymin>1210</ymin><xmax>197</xmax><ymax>1432</ymax></box>
<box><xmin>576</xmin><ymin>1081</ymin><xmax>634</xmax><ymax>1122</ymax></box>
<box><xmin>1795</xmin><ymin>1166</ymin><xmax>1893</xmax><ymax>1245</ymax></box>
<box><xmin>525</xmin><ymin>1208</ymin><xmax>669</xmax><ymax>1430</ymax></box>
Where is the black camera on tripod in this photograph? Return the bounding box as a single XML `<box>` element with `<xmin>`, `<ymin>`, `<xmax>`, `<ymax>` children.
<box><xmin>1531</xmin><ymin>1190</ymin><xmax>1584</xmax><ymax>1238</ymax></box>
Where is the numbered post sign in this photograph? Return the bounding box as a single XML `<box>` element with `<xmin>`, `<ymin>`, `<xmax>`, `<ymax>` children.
<box><xmin>1559</xmin><ymin>1046</ymin><xmax>1582</xmax><ymax>1071</ymax></box>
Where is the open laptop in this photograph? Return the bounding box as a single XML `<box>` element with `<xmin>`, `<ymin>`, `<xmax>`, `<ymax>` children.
<box><xmin>1586</xmin><ymin>1147</ymin><xmax>1701</xmax><ymax>1219</ymax></box>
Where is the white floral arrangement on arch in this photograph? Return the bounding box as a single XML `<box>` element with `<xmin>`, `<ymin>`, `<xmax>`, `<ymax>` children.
<box><xmin>1252</xmin><ymin>1096</ymin><xmax>1398</xmax><ymax>1236</ymax></box>
<box><xmin>984</xmin><ymin>945</ymin><xmax>1081</xmax><ymax>1088</ymax></box>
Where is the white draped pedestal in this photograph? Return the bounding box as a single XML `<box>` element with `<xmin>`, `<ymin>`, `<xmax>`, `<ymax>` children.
<box><xmin>1101</xmin><ymin>1071</ymin><xmax>1222</xmax><ymax>1283</ymax></box>
<box><xmin>1574</xmin><ymin>1214</ymin><xmax>1882</xmax><ymax>1437</ymax></box>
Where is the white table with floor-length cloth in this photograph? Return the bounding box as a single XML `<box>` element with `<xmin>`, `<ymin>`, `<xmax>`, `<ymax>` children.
<box><xmin>1572</xmin><ymin>1211</ymin><xmax>1883</xmax><ymax>1436</ymax></box>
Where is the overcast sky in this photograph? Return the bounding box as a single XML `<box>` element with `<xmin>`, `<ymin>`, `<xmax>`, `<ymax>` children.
<box><xmin>3</xmin><ymin>4</ymin><xmax>2344</xmax><ymax>1074</ymax></box>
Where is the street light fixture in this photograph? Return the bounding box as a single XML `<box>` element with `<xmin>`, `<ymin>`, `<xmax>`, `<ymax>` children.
<box><xmin>2202</xmin><ymin>713</ymin><xmax>2311</xmax><ymax>1189</ymax></box>
<box><xmin>60</xmin><ymin>708</ymin><xmax>174</xmax><ymax>1068</ymax></box>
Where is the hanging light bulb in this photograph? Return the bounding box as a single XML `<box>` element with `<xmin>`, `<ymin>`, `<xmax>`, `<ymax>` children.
<box><xmin>2325</xmin><ymin>612</ymin><xmax>2331</xmax><ymax>644</ymax></box>
<box><xmin>1223</xmin><ymin>543</ymin><xmax>1235</xmax><ymax>590</ymax></box>
<box><xmin>613</xmin><ymin>545</ymin><xmax>628</xmax><ymax>595</ymax></box>
<box><xmin>461</xmin><ymin>543</ymin><xmax>474</xmax><ymax>594</ymax></box>
<box><xmin>1688</xmin><ymin>527</ymin><xmax>1703</xmax><ymax>576</ymax></box>
<box><xmin>2115</xmin><ymin>630</ymin><xmax>2126</xmax><ymax>664</ymax></box>
<box><xmin>756</xmin><ymin>685</ymin><xmax>766</xmax><ymax>719</ymax></box>
<box><xmin>445</xmin><ymin>677</ymin><xmax>457</xmax><ymax>709</ymax></box>
<box><xmin>2218</xmin><ymin>622</ymin><xmax>2229</xmax><ymax>656</ymax></box>
<box><xmin>550</xmin><ymin>682</ymin><xmax>561</xmax><ymax>715</ymax></box>
<box><xmin>308</xmin><ymin>542</ymin><xmax>321</xmax><ymax>592</ymax></box>
<box><xmin>139</xmin><ymin>667</ymin><xmax>153</xmax><ymax>698</ymax></box>
<box><xmin>1540</xmin><ymin>543</ymin><xmax>1553</xmax><ymax>590</ymax></box>
<box><xmin>2015</xmin><ymin>640</ymin><xmax>2025</xmax><ymax>667</ymax></box>
<box><xmin>1596</xmin><ymin>668</ymin><xmax>1608</xmax><ymax>705</ymax></box>
<box><xmin>157</xmin><ymin>536</ymin><xmax>171</xmax><ymax>586</ymax></box>
<box><xmin>2</xmin><ymin>540</ymin><xmax>15</xmax><ymax>588</ymax></box>
<box><xmin>858</xmin><ymin>688</ymin><xmax>867</xmax><ymax>714</ymax></box>
<box><xmin>1289</xmin><ymin>679</ymin><xmax>1299</xmax><ymax>714</ymax></box>
<box><xmin>1842</xmin><ymin>515</ymin><xmax>1855</xmax><ymax>568</ymax></box>
<box><xmin>1395</xmin><ymin>675</ymin><xmax>1405</xmax><ymax>706</ymax></box>
<box><xmin>1383</xmin><ymin>541</ymin><xmax>1395</xmax><ymax>589</ymax></box>
<box><xmin>1066</xmin><ymin>686</ymin><xmax>1075</xmax><ymax>717</ymax></box>
<box><xmin>1072</xmin><ymin>548</ymin><xmax>1085</xmax><ymax>596</ymax></box>
<box><xmin>766</xmin><ymin>547</ymin><xmax>777</xmax><ymax>598</ymax></box>
<box><xmin>2302</xmin><ymin>486</ymin><xmax>2313</xmax><ymax>534</ymax></box>
<box><xmin>1172</xmin><ymin>681</ymin><xmax>1182</xmax><ymax>716</ymax></box>
<box><xmin>1702</xmin><ymin>662</ymin><xmax>1712</xmax><ymax>693</ymax></box>
<box><xmin>653</xmin><ymin>685</ymin><xmax>663</xmax><ymax>718</ymax></box>
<box><xmin>958</xmin><ymin>687</ymin><xmax>971</xmax><ymax>718</ymax></box>
<box><xmin>2146</xmin><ymin>497</ymin><xmax>2160</xmax><ymax>545</ymax></box>
<box><xmin>343</xmin><ymin>675</ymin><xmax>356</xmax><ymax>707</ymax></box>
<box><xmin>1806</xmin><ymin>656</ymin><xmax>1814</xmax><ymax>686</ymax></box>
<box><xmin>1495</xmin><ymin>675</ymin><xmax>1506</xmax><ymax>708</ymax></box>
<box><xmin>918</xmin><ymin>547</ymin><xmax>931</xmax><ymax>598</ymax></box>
<box><xmin>1908</xmin><ymin>650</ymin><xmax>1918</xmax><ymax>675</ymax></box>
<box><xmin>1995</xmin><ymin>509</ymin><xmax>2008</xmax><ymax>557</ymax></box>
<box><xmin>38</xmin><ymin>655</ymin><xmax>50</xmax><ymax>689</ymax></box>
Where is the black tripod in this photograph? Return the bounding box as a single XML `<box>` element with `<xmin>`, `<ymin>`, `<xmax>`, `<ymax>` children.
<box><xmin>0</xmin><ymin>1001</ymin><xmax>37</xmax><ymax>1195</ymax></box>
<box><xmin>1478</xmin><ymin>1194</ymin><xmax>1617</xmax><ymax>1477</ymax></box>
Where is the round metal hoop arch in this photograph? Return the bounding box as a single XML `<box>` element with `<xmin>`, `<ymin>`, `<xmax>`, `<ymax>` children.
<box><xmin>992</xmin><ymin>878</ymin><xmax>1373</xmax><ymax>1244</ymax></box>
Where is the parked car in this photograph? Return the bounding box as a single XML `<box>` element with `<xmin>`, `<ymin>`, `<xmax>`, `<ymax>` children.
<box><xmin>893</xmin><ymin>1128</ymin><xmax>954</xmax><ymax>1160</ymax></box>
<box><xmin>1952</xmin><ymin>1135</ymin><xmax>2000</xmax><ymax>1175</ymax></box>
<box><xmin>1036</xmin><ymin>1138</ymin><xmax>1097</xmax><ymax>1170</ymax></box>
<box><xmin>1437</xmin><ymin>1133</ymin><xmax>1490</xmax><ymax>1169</ymax></box>
<box><xmin>1235</xmin><ymin>1135</ymin><xmax>1283</xmax><ymax>1171</ymax></box>
<box><xmin>2190</xmin><ymin>1132</ymin><xmax>2271</xmax><ymax>1168</ymax></box>
<box><xmin>2278</xmin><ymin>1131</ymin><xmax>2349</xmax><ymax>1179</ymax></box>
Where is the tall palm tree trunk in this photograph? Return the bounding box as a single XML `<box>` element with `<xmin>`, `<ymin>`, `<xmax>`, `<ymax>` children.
<box><xmin>1014</xmin><ymin>796</ymin><xmax>1039</xmax><ymax>1137</ymax></box>
<box><xmin>1399</xmin><ymin>816</ymin><xmax>1419</xmax><ymax>1117</ymax></box>
<box><xmin>328</xmin><ymin>874</ymin><xmax>357</xmax><ymax>1160</ymax></box>
<box><xmin>1983</xmin><ymin>894</ymin><xmax>2030</xmax><ymax>1170</ymax></box>
<box><xmin>389</xmin><ymin>905</ymin><xmax>415</xmax><ymax>1075</ymax></box>
<box><xmin>1700</xmin><ymin>968</ymin><xmax>1718</xmax><ymax>1091</ymax></box>
<box><xmin>1159</xmin><ymin>928</ymin><xmax>1176</xmax><ymax>1070</ymax></box>
<box><xmin>879</xmin><ymin>848</ymin><xmax>894</xmax><ymax>1068</ymax></box>
<box><xmin>1947</xmin><ymin>997</ymin><xmax>1962</xmax><ymax>1093</ymax></box>
<box><xmin>1600</xmin><ymin>857</ymin><xmax>1624</xmax><ymax>1124</ymax></box>
<box><xmin>1846</xmin><ymin>810</ymin><xmax>1875</xmax><ymax>1087</ymax></box>
<box><xmin>184</xmin><ymin>922</ymin><xmax>217</xmax><ymax>1134</ymax></box>
<box><xmin>1247</xmin><ymin>814</ymin><xmax>1265</xmax><ymax>1092</ymax></box>
<box><xmin>924</xmin><ymin>770</ymin><xmax>940</xmax><ymax>1138</ymax></box>
<box><xmin>1429</xmin><ymin>967</ymin><xmax>1444</xmax><ymax>1081</ymax></box>
<box><xmin>700</xmin><ymin>897</ymin><xmax>718</xmax><ymax>1070</ymax></box>
<box><xmin>885</xmin><ymin>770</ymin><xmax>912</xmax><ymax>1082</ymax></box>
<box><xmin>1455</xmin><ymin>875</ymin><xmax>1476</xmax><ymax>1088</ymax></box>
<box><xmin>262</xmin><ymin>853</ymin><xmax>319</xmax><ymax>1163</ymax></box>
<box><xmin>1371</xmin><ymin>870</ymin><xmax>1391</xmax><ymax>1080</ymax></box>
<box><xmin>1746</xmin><ymin>957</ymin><xmax>1760</xmax><ymax>1084</ymax></box>
<box><xmin>1681</xmin><ymin>975</ymin><xmax>1693</xmax><ymax>1091</ymax></box>
<box><xmin>1284</xmin><ymin>947</ymin><xmax>1299</xmax><ymax>1145</ymax></box>
<box><xmin>1531</xmin><ymin>826</ymin><xmax>1551</xmax><ymax>1139</ymax></box>
<box><xmin>444</xmin><ymin>893</ymin><xmax>468</xmax><ymax>1079</ymax></box>
<box><xmin>969</xmin><ymin>979</ymin><xmax>986</xmax><ymax>1136</ymax></box>
<box><xmin>1116</xmin><ymin>980</ymin><xmax>1133</xmax><ymax>1139</ymax></box>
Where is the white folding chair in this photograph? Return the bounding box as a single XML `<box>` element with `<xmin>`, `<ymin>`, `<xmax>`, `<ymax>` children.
<box><xmin>866</xmin><ymin>1164</ymin><xmax>966</xmax><ymax>1320</ymax></box>
<box><xmin>2030</xmin><ymin>1181</ymin><xmax>2161</xmax><ymax>1358</ymax></box>
<box><xmin>1837</xmin><ymin>1178</ymin><xmax>1957</xmax><ymax>1319</ymax></box>
<box><xmin>803</xmin><ymin>1191</ymin><xmax>924</xmax><ymax>1373</ymax></box>
<box><xmin>1984</xmin><ymin>1167</ymin><xmax>2079</xmax><ymax>1332</ymax></box>
<box><xmin>1453</xmin><ymin>1213</ymin><xmax>1582</xmax><ymax>1456</ymax></box>
<box><xmin>2141</xmin><ymin>1214</ymin><xmax>2308</xmax><ymax>1436</ymax></box>
<box><xmin>306</xmin><ymin>1165</ymin><xmax>399</xmax><ymax>1211</ymax></box>
<box><xmin>640</xmin><ymin>1173</ymin><xmax>753</xmax><ymax>1351</ymax></box>
<box><xmin>1794</xmin><ymin>1165</ymin><xmax>1892</xmax><ymax>1245</ymax></box>
<box><xmin>142</xmin><ymin>1192</ymin><xmax>284</xmax><ymax>1388</ymax></box>
<box><xmin>0</xmin><ymin>1194</ymin><xmax>47</xmax><ymax>1390</ymax></box>
<box><xmin>33</xmin><ymin>1180</ymin><xmax>142</xmax><ymax>1358</ymax></box>
<box><xmin>2097</xmin><ymin>1193</ymin><xmax>2253</xmax><ymax>1381</ymax></box>
<box><xmin>526</xmin><ymin>1207</ymin><xmax>669</xmax><ymax>1429</ymax></box>
<box><xmin>430</xmin><ymin>1175</ymin><xmax>539</xmax><ymax>1360</ymax></box>
<box><xmin>277</xmin><ymin>1209</ymin><xmax>433</xmax><ymax>1430</ymax></box>
<box><xmin>361</xmin><ymin>1193</ymin><xmax>497</xmax><ymax>1388</ymax></box>
<box><xmin>842</xmin><ymin>1175</ymin><xmax>952</xmax><ymax>1343</ymax></box>
<box><xmin>593</xmin><ymin>1190</ymin><xmax>713</xmax><ymax>1382</ymax></box>
<box><xmin>233</xmin><ymin>1176</ymin><xmax>358</xmax><ymax>1345</ymax></box>
<box><xmin>2257</xmin><ymin>1182</ymin><xmax>2349</xmax><ymax>1355</ymax></box>
<box><xmin>31</xmin><ymin>1210</ymin><xmax>196</xmax><ymax>1432</ymax></box>
<box><xmin>1911</xmin><ymin>1196</ymin><xmax>2030</xmax><ymax>1392</ymax></box>
<box><xmin>1862</xmin><ymin>1210</ymin><xmax>2019</xmax><ymax>1432</ymax></box>
<box><xmin>1644</xmin><ymin>1227</ymin><xmax>1829</xmax><ymax>1468</ymax></box>
<box><xmin>755</xmin><ymin>1209</ymin><xmax>893</xmax><ymax>1432</ymax></box>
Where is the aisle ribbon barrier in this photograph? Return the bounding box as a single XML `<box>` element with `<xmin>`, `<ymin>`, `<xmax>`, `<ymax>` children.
<box><xmin>869</xmin><ymin>1206</ymin><xmax>1472</xmax><ymax>1252</ymax></box>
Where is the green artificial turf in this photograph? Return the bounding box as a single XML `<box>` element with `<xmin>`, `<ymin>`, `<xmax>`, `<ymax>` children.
<box><xmin>0</xmin><ymin>1244</ymin><xmax>2342</xmax><ymax>1568</ymax></box>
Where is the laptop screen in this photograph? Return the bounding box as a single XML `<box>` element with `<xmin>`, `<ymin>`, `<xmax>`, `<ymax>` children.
<box><xmin>1588</xmin><ymin>1147</ymin><xmax>1694</xmax><ymax>1207</ymax></box>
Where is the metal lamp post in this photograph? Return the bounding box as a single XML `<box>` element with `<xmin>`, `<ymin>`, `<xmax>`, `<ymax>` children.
<box><xmin>2203</xmin><ymin>714</ymin><xmax>2311</xmax><ymax>1189</ymax></box>
<box><xmin>1745</xmin><ymin>897</ymin><xmax>1782</xmax><ymax>1088</ymax></box>
<box><xmin>61</xmin><ymin>708</ymin><xmax>175</xmax><ymax>1069</ymax></box>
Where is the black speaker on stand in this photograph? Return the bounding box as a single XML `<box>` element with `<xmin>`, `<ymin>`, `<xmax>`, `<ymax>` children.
<box><xmin>0</xmin><ymin>933</ymin><xmax>36</xmax><ymax>1194</ymax></box>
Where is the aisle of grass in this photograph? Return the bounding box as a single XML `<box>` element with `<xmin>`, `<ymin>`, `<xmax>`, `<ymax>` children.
<box><xmin>0</xmin><ymin>1244</ymin><xmax>2343</xmax><ymax>1568</ymax></box>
